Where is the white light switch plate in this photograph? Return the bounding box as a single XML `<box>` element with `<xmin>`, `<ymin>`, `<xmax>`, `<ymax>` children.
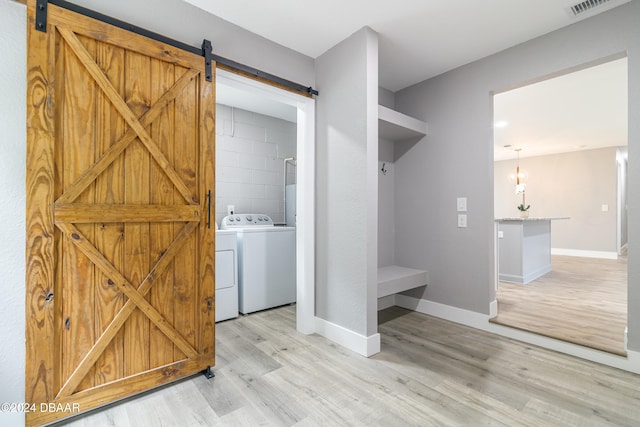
<box><xmin>457</xmin><ymin>197</ymin><xmax>467</xmax><ymax>212</ymax></box>
<box><xmin>457</xmin><ymin>214</ymin><xmax>467</xmax><ymax>228</ymax></box>
<box><xmin>498</xmin><ymin>231</ymin><xmax>504</xmax><ymax>238</ymax></box>
<box><xmin>602</xmin><ymin>204</ymin><xmax>609</xmax><ymax>212</ymax></box>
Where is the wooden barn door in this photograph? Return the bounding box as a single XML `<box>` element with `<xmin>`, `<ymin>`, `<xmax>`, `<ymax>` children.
<box><xmin>25</xmin><ymin>2</ymin><xmax>215</xmax><ymax>425</ymax></box>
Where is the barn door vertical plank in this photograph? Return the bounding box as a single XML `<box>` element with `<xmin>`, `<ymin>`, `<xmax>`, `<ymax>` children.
<box><xmin>93</xmin><ymin>40</ymin><xmax>126</xmax><ymax>385</ymax></box>
<box><xmin>25</xmin><ymin>1</ymin><xmax>56</xmax><ymax>408</ymax></box>
<box><xmin>198</xmin><ymin>69</ymin><xmax>216</xmax><ymax>357</ymax></box>
<box><xmin>149</xmin><ymin>58</ymin><xmax>177</xmax><ymax>368</ymax></box>
<box><xmin>52</xmin><ymin>22</ymin><xmax>66</xmax><ymax>396</ymax></box>
<box><xmin>123</xmin><ymin>50</ymin><xmax>151</xmax><ymax>375</ymax></box>
<box><xmin>60</xmin><ymin>33</ymin><xmax>97</xmax><ymax>392</ymax></box>
<box><xmin>173</xmin><ymin>65</ymin><xmax>199</xmax><ymax>358</ymax></box>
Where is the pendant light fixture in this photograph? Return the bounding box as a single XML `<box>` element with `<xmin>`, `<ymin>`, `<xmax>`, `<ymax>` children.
<box><xmin>514</xmin><ymin>148</ymin><xmax>530</xmax><ymax>216</ymax></box>
<box><xmin>514</xmin><ymin>148</ymin><xmax>526</xmax><ymax>195</ymax></box>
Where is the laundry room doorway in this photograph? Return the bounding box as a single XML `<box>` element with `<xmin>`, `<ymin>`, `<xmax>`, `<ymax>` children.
<box><xmin>215</xmin><ymin>68</ymin><xmax>316</xmax><ymax>333</ymax></box>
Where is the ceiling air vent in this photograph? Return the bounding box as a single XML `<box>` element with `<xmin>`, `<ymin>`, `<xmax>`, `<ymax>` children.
<box><xmin>570</xmin><ymin>0</ymin><xmax>611</xmax><ymax>15</ymax></box>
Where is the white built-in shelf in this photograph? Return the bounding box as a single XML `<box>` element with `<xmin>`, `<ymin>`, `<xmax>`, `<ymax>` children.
<box><xmin>378</xmin><ymin>105</ymin><xmax>427</xmax><ymax>142</ymax></box>
<box><xmin>378</xmin><ymin>265</ymin><xmax>428</xmax><ymax>298</ymax></box>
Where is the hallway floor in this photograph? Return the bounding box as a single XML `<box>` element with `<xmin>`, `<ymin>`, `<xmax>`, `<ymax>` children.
<box><xmin>492</xmin><ymin>255</ymin><xmax>628</xmax><ymax>356</ymax></box>
<box><xmin>58</xmin><ymin>304</ymin><xmax>640</xmax><ymax>426</ymax></box>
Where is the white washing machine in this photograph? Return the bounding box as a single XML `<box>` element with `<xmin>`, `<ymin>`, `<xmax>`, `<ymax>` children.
<box><xmin>220</xmin><ymin>214</ymin><xmax>296</xmax><ymax>314</ymax></box>
<box><xmin>215</xmin><ymin>228</ymin><xmax>239</xmax><ymax>322</ymax></box>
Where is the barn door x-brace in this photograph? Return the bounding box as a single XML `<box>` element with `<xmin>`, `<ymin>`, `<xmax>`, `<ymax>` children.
<box><xmin>26</xmin><ymin>0</ymin><xmax>216</xmax><ymax>425</ymax></box>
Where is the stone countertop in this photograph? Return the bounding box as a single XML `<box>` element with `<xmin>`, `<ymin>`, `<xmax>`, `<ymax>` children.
<box><xmin>495</xmin><ymin>217</ymin><xmax>570</xmax><ymax>222</ymax></box>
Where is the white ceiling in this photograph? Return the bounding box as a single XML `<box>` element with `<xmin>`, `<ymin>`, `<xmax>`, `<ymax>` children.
<box><xmin>494</xmin><ymin>57</ymin><xmax>628</xmax><ymax>161</ymax></box>
<box><xmin>216</xmin><ymin>83</ymin><xmax>297</xmax><ymax>123</ymax></box>
<box><xmin>196</xmin><ymin>0</ymin><xmax>629</xmax><ymax>158</ymax></box>
<box><xmin>183</xmin><ymin>0</ymin><xmax>631</xmax><ymax>92</ymax></box>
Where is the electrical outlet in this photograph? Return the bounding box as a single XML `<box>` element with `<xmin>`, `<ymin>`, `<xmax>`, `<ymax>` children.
<box><xmin>457</xmin><ymin>214</ymin><xmax>467</xmax><ymax>228</ymax></box>
<box><xmin>227</xmin><ymin>205</ymin><xmax>235</xmax><ymax>215</ymax></box>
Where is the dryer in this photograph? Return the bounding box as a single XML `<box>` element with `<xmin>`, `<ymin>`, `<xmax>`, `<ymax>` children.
<box><xmin>221</xmin><ymin>214</ymin><xmax>296</xmax><ymax>314</ymax></box>
<box><xmin>215</xmin><ymin>228</ymin><xmax>238</xmax><ymax>322</ymax></box>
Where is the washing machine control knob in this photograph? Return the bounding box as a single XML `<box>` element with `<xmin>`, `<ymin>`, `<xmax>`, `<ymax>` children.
<box><xmin>258</xmin><ymin>217</ymin><xmax>263</xmax><ymax>221</ymax></box>
<box><xmin>235</xmin><ymin>216</ymin><xmax>240</xmax><ymax>221</ymax></box>
<box><xmin>246</xmin><ymin>215</ymin><xmax>253</xmax><ymax>222</ymax></box>
<box><xmin>228</xmin><ymin>217</ymin><xmax>234</xmax><ymax>222</ymax></box>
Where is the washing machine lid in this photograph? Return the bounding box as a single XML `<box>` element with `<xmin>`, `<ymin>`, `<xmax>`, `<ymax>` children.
<box><xmin>238</xmin><ymin>226</ymin><xmax>296</xmax><ymax>233</ymax></box>
<box><xmin>215</xmin><ymin>229</ymin><xmax>237</xmax><ymax>236</ymax></box>
<box><xmin>220</xmin><ymin>214</ymin><xmax>274</xmax><ymax>229</ymax></box>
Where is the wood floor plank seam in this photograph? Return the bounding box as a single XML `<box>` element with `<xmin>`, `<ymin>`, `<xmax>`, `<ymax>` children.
<box><xmin>59</xmin><ymin>305</ymin><xmax>640</xmax><ymax>427</ymax></box>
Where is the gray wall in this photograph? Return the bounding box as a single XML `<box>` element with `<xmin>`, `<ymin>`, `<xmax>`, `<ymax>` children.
<box><xmin>379</xmin><ymin>138</ymin><xmax>396</xmax><ymax>268</ymax></box>
<box><xmin>392</xmin><ymin>68</ymin><xmax>496</xmax><ymax>314</ymax></box>
<box><xmin>379</xmin><ymin>129</ymin><xmax>396</xmax><ymax>267</ymax></box>
<box><xmin>69</xmin><ymin>0</ymin><xmax>315</xmax><ymax>88</ymax></box>
<box><xmin>394</xmin><ymin>1</ymin><xmax>640</xmax><ymax>350</ymax></box>
<box><xmin>495</xmin><ymin>147</ymin><xmax>618</xmax><ymax>253</ymax></box>
<box><xmin>378</xmin><ymin>150</ymin><xmax>395</xmax><ymax>267</ymax></box>
<box><xmin>0</xmin><ymin>2</ymin><xmax>26</xmax><ymax>426</ymax></box>
<box><xmin>215</xmin><ymin>104</ymin><xmax>296</xmax><ymax>225</ymax></box>
<box><xmin>378</xmin><ymin>87</ymin><xmax>396</xmax><ymax>109</ymax></box>
<box><xmin>315</xmin><ymin>27</ymin><xmax>379</xmax><ymax>337</ymax></box>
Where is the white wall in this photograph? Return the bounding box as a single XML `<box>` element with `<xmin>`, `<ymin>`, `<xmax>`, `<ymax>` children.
<box><xmin>0</xmin><ymin>2</ymin><xmax>26</xmax><ymax>426</ymax></box>
<box><xmin>394</xmin><ymin>1</ymin><xmax>640</xmax><ymax>350</ymax></box>
<box><xmin>315</xmin><ymin>26</ymin><xmax>379</xmax><ymax>341</ymax></box>
<box><xmin>495</xmin><ymin>147</ymin><xmax>618</xmax><ymax>253</ymax></box>
<box><xmin>215</xmin><ymin>104</ymin><xmax>296</xmax><ymax>225</ymax></box>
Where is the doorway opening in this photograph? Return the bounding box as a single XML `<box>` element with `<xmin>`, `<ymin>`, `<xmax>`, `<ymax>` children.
<box><xmin>215</xmin><ymin>69</ymin><xmax>315</xmax><ymax>333</ymax></box>
<box><xmin>491</xmin><ymin>56</ymin><xmax>629</xmax><ymax>356</ymax></box>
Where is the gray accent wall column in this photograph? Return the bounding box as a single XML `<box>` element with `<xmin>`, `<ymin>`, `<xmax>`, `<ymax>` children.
<box><xmin>365</xmin><ymin>29</ymin><xmax>380</xmax><ymax>338</ymax></box>
<box><xmin>316</xmin><ymin>27</ymin><xmax>379</xmax><ymax>340</ymax></box>
<box><xmin>394</xmin><ymin>1</ymin><xmax>640</xmax><ymax>352</ymax></box>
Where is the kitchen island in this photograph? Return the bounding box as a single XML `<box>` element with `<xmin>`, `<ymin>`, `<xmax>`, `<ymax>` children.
<box><xmin>496</xmin><ymin>217</ymin><xmax>569</xmax><ymax>285</ymax></box>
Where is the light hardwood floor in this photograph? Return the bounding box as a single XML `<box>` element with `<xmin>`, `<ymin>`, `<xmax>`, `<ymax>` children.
<box><xmin>491</xmin><ymin>255</ymin><xmax>628</xmax><ymax>356</ymax></box>
<box><xmin>57</xmin><ymin>304</ymin><xmax>640</xmax><ymax>426</ymax></box>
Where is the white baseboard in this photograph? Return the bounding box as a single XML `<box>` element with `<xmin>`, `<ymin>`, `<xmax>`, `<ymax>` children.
<box><xmin>314</xmin><ymin>317</ymin><xmax>380</xmax><ymax>357</ymax></box>
<box><xmin>625</xmin><ymin>326</ymin><xmax>628</xmax><ymax>351</ymax></box>
<box><xmin>489</xmin><ymin>299</ymin><xmax>498</xmax><ymax>319</ymax></box>
<box><xmin>499</xmin><ymin>265</ymin><xmax>551</xmax><ymax>285</ymax></box>
<box><xmin>395</xmin><ymin>295</ymin><xmax>640</xmax><ymax>374</ymax></box>
<box><xmin>395</xmin><ymin>295</ymin><xmax>488</xmax><ymax>326</ymax></box>
<box><xmin>378</xmin><ymin>295</ymin><xmax>396</xmax><ymax>310</ymax></box>
<box><xmin>551</xmin><ymin>248</ymin><xmax>618</xmax><ymax>260</ymax></box>
<box><xmin>619</xmin><ymin>243</ymin><xmax>628</xmax><ymax>256</ymax></box>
